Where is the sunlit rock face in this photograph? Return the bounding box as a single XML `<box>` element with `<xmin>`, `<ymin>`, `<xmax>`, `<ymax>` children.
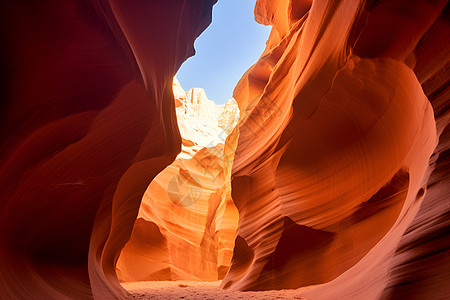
<box><xmin>1</xmin><ymin>0</ymin><xmax>448</xmax><ymax>299</ymax></box>
<box><xmin>221</xmin><ymin>0</ymin><xmax>448</xmax><ymax>298</ymax></box>
<box><xmin>173</xmin><ymin>78</ymin><xmax>239</xmax><ymax>148</ymax></box>
<box><xmin>117</xmin><ymin>79</ymin><xmax>239</xmax><ymax>282</ymax></box>
<box><xmin>0</xmin><ymin>1</ymin><xmax>216</xmax><ymax>299</ymax></box>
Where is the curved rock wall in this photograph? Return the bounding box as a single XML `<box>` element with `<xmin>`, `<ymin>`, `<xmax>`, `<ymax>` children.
<box><xmin>0</xmin><ymin>1</ymin><xmax>216</xmax><ymax>299</ymax></box>
<box><xmin>116</xmin><ymin>79</ymin><xmax>239</xmax><ymax>283</ymax></box>
<box><xmin>1</xmin><ymin>0</ymin><xmax>448</xmax><ymax>299</ymax></box>
<box><xmin>222</xmin><ymin>0</ymin><xmax>448</xmax><ymax>299</ymax></box>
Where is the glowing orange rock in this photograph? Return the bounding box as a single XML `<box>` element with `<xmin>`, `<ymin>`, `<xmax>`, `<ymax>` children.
<box><xmin>116</xmin><ymin>79</ymin><xmax>239</xmax><ymax>282</ymax></box>
<box><xmin>0</xmin><ymin>1</ymin><xmax>217</xmax><ymax>299</ymax></box>
<box><xmin>1</xmin><ymin>0</ymin><xmax>448</xmax><ymax>299</ymax></box>
<box><xmin>221</xmin><ymin>1</ymin><xmax>447</xmax><ymax>299</ymax></box>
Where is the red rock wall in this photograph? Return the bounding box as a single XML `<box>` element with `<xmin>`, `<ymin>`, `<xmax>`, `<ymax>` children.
<box><xmin>116</xmin><ymin>82</ymin><xmax>239</xmax><ymax>282</ymax></box>
<box><xmin>116</xmin><ymin>145</ymin><xmax>238</xmax><ymax>282</ymax></box>
<box><xmin>0</xmin><ymin>0</ymin><xmax>216</xmax><ymax>299</ymax></box>
<box><xmin>222</xmin><ymin>0</ymin><xmax>449</xmax><ymax>298</ymax></box>
<box><xmin>381</xmin><ymin>3</ymin><xmax>450</xmax><ymax>298</ymax></box>
<box><xmin>1</xmin><ymin>0</ymin><xmax>448</xmax><ymax>299</ymax></box>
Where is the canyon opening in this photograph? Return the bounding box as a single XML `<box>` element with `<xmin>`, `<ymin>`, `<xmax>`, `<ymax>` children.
<box><xmin>0</xmin><ymin>0</ymin><xmax>449</xmax><ymax>300</ymax></box>
<box><xmin>116</xmin><ymin>0</ymin><xmax>268</xmax><ymax>288</ymax></box>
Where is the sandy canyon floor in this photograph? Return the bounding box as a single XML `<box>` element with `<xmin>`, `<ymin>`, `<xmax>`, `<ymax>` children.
<box><xmin>123</xmin><ymin>281</ymin><xmax>306</xmax><ymax>299</ymax></box>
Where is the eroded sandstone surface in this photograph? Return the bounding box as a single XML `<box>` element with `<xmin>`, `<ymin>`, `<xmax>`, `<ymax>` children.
<box><xmin>0</xmin><ymin>0</ymin><xmax>448</xmax><ymax>299</ymax></box>
<box><xmin>0</xmin><ymin>1</ymin><xmax>217</xmax><ymax>299</ymax></box>
<box><xmin>116</xmin><ymin>79</ymin><xmax>239</xmax><ymax>283</ymax></box>
<box><xmin>221</xmin><ymin>1</ymin><xmax>449</xmax><ymax>299</ymax></box>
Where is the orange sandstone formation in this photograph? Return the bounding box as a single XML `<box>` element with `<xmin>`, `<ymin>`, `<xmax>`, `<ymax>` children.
<box><xmin>1</xmin><ymin>0</ymin><xmax>448</xmax><ymax>299</ymax></box>
<box><xmin>0</xmin><ymin>1</ymin><xmax>216</xmax><ymax>299</ymax></box>
<box><xmin>116</xmin><ymin>79</ymin><xmax>239</xmax><ymax>282</ymax></box>
<box><xmin>221</xmin><ymin>0</ymin><xmax>448</xmax><ymax>299</ymax></box>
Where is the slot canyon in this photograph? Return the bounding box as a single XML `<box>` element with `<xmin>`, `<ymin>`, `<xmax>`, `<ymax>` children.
<box><xmin>0</xmin><ymin>0</ymin><xmax>449</xmax><ymax>299</ymax></box>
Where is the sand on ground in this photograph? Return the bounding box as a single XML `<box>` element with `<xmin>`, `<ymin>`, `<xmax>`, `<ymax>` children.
<box><xmin>122</xmin><ymin>281</ymin><xmax>305</xmax><ymax>299</ymax></box>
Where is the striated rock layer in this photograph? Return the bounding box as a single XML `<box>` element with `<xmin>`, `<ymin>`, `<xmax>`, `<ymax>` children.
<box><xmin>116</xmin><ymin>79</ymin><xmax>239</xmax><ymax>283</ymax></box>
<box><xmin>221</xmin><ymin>0</ymin><xmax>449</xmax><ymax>299</ymax></box>
<box><xmin>1</xmin><ymin>0</ymin><xmax>448</xmax><ymax>299</ymax></box>
<box><xmin>0</xmin><ymin>1</ymin><xmax>217</xmax><ymax>299</ymax></box>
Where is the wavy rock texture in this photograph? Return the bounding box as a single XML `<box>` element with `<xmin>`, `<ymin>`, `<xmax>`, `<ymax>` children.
<box><xmin>0</xmin><ymin>1</ymin><xmax>216</xmax><ymax>299</ymax></box>
<box><xmin>221</xmin><ymin>0</ymin><xmax>449</xmax><ymax>299</ymax></box>
<box><xmin>116</xmin><ymin>79</ymin><xmax>239</xmax><ymax>283</ymax></box>
<box><xmin>1</xmin><ymin>0</ymin><xmax>448</xmax><ymax>299</ymax></box>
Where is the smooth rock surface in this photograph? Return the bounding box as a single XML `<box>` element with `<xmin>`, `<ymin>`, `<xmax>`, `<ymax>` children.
<box><xmin>0</xmin><ymin>1</ymin><xmax>217</xmax><ymax>299</ymax></box>
<box><xmin>1</xmin><ymin>0</ymin><xmax>448</xmax><ymax>299</ymax></box>
<box><xmin>116</xmin><ymin>79</ymin><xmax>239</xmax><ymax>282</ymax></box>
<box><xmin>221</xmin><ymin>1</ymin><xmax>449</xmax><ymax>299</ymax></box>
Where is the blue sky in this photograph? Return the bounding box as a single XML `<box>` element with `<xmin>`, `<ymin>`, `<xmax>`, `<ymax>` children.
<box><xmin>176</xmin><ymin>0</ymin><xmax>271</xmax><ymax>104</ymax></box>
